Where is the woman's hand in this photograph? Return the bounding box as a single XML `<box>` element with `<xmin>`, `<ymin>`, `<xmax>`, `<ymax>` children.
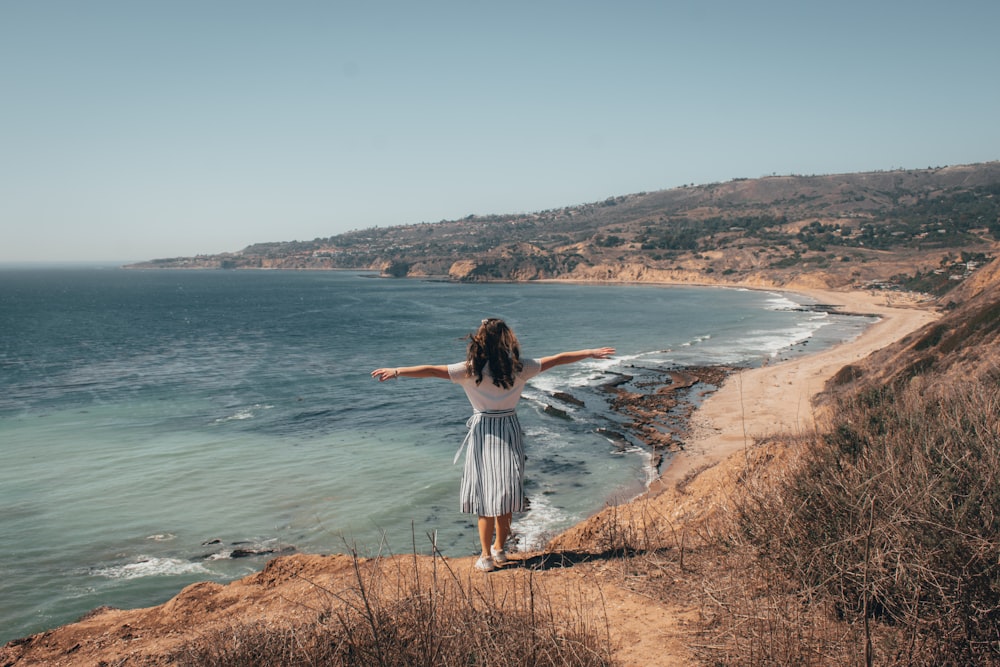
<box><xmin>371</xmin><ymin>368</ymin><xmax>398</xmax><ymax>382</ymax></box>
<box><xmin>540</xmin><ymin>348</ymin><xmax>615</xmax><ymax>372</ymax></box>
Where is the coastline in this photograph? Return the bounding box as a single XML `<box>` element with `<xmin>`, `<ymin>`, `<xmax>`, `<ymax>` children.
<box><xmin>639</xmin><ymin>284</ymin><xmax>940</xmax><ymax>494</ymax></box>
<box><xmin>541</xmin><ymin>277</ymin><xmax>939</xmax><ymax>501</ymax></box>
<box><xmin>0</xmin><ymin>280</ymin><xmax>945</xmax><ymax>666</ymax></box>
<box><xmin>542</xmin><ymin>282</ymin><xmax>942</xmax><ymax>666</ymax></box>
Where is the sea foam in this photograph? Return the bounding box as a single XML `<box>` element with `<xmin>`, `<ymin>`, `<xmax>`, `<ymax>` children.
<box><xmin>92</xmin><ymin>557</ymin><xmax>211</xmax><ymax>580</ymax></box>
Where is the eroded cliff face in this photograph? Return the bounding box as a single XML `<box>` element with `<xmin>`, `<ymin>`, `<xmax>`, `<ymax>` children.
<box><xmin>443</xmin><ymin>260</ymin><xmax>784</xmax><ymax>288</ymax></box>
<box><xmin>447</xmin><ymin>259</ymin><xmax>479</xmax><ymax>280</ymax></box>
<box><xmin>444</xmin><ymin>258</ymin><xmax>549</xmax><ymax>282</ymax></box>
<box><xmin>418</xmin><ymin>249</ymin><xmax>952</xmax><ymax>291</ymax></box>
<box><xmin>560</xmin><ymin>262</ymin><xmax>779</xmax><ymax>287</ymax></box>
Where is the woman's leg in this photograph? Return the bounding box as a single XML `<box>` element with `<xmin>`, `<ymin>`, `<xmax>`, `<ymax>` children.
<box><xmin>494</xmin><ymin>512</ymin><xmax>512</xmax><ymax>552</ymax></box>
<box><xmin>477</xmin><ymin>515</ymin><xmax>495</xmax><ymax>557</ymax></box>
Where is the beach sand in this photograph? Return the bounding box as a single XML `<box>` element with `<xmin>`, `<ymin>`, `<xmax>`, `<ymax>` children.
<box><xmin>652</xmin><ymin>286</ymin><xmax>939</xmax><ymax>494</ymax></box>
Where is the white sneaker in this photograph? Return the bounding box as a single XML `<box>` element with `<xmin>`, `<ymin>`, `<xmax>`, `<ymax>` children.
<box><xmin>474</xmin><ymin>555</ymin><xmax>495</xmax><ymax>572</ymax></box>
<box><xmin>490</xmin><ymin>546</ymin><xmax>508</xmax><ymax>565</ymax></box>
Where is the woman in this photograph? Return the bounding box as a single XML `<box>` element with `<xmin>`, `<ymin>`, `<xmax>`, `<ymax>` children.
<box><xmin>372</xmin><ymin>317</ymin><xmax>614</xmax><ymax>572</ymax></box>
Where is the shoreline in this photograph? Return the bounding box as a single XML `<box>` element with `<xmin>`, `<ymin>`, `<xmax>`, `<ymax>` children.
<box><xmin>545</xmin><ymin>282</ymin><xmax>940</xmax><ymax>561</ymax></box>
<box><xmin>0</xmin><ymin>280</ymin><xmax>945</xmax><ymax>665</ymax></box>
<box><xmin>520</xmin><ymin>279</ymin><xmax>938</xmax><ymax>547</ymax></box>
<box><xmin>646</xmin><ymin>284</ymin><xmax>940</xmax><ymax>494</ymax></box>
<box><xmin>537</xmin><ymin>279</ymin><xmax>939</xmax><ymax>543</ymax></box>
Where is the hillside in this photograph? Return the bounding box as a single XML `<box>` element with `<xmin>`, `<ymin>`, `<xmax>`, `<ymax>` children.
<box><xmin>9</xmin><ymin>261</ymin><xmax>1000</xmax><ymax>665</ymax></box>
<box><xmin>128</xmin><ymin>162</ymin><xmax>1000</xmax><ymax>294</ymax></box>
<box><xmin>829</xmin><ymin>251</ymin><xmax>1000</xmax><ymax>390</ymax></box>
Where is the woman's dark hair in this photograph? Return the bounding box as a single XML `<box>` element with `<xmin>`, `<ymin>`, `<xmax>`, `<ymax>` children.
<box><xmin>466</xmin><ymin>318</ymin><xmax>523</xmax><ymax>389</ymax></box>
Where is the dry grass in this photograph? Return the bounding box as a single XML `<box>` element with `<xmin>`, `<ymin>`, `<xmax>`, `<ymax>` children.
<box><xmin>169</xmin><ymin>373</ymin><xmax>1000</xmax><ymax>666</ymax></box>
<box><xmin>171</xmin><ymin>541</ymin><xmax>614</xmax><ymax>667</ymax></box>
<box><xmin>690</xmin><ymin>372</ymin><xmax>1000</xmax><ymax>666</ymax></box>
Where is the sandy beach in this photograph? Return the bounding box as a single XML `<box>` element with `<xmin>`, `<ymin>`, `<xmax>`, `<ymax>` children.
<box><xmin>652</xmin><ymin>285</ymin><xmax>940</xmax><ymax>492</ymax></box>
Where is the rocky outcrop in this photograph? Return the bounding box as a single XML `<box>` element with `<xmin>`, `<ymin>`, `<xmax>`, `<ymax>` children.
<box><xmin>448</xmin><ymin>259</ymin><xmax>478</xmax><ymax>280</ymax></box>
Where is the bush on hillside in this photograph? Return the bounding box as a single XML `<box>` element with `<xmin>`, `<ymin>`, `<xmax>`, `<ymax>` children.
<box><xmin>739</xmin><ymin>373</ymin><xmax>1000</xmax><ymax>665</ymax></box>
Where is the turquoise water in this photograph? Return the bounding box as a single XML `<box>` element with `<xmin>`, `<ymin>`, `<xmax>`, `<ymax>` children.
<box><xmin>0</xmin><ymin>268</ymin><xmax>872</xmax><ymax>643</ymax></box>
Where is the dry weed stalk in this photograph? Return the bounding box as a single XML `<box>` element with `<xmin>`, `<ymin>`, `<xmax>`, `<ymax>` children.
<box><xmin>172</xmin><ymin>534</ymin><xmax>615</xmax><ymax>667</ymax></box>
<box><xmin>713</xmin><ymin>373</ymin><xmax>1000</xmax><ymax>665</ymax></box>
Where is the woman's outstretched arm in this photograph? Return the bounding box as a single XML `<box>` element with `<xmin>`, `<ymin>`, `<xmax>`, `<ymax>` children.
<box><xmin>371</xmin><ymin>364</ymin><xmax>451</xmax><ymax>382</ymax></box>
<box><xmin>539</xmin><ymin>347</ymin><xmax>615</xmax><ymax>373</ymax></box>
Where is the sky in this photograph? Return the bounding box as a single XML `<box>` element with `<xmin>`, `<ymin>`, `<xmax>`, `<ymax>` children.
<box><xmin>1</xmin><ymin>1</ymin><xmax>998</xmax><ymax>264</ymax></box>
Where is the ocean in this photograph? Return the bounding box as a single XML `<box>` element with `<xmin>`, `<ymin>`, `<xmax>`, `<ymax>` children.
<box><xmin>0</xmin><ymin>268</ymin><xmax>873</xmax><ymax>644</ymax></box>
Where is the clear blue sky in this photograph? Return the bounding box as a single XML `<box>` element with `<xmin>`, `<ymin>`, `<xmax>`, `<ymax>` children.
<box><xmin>2</xmin><ymin>1</ymin><xmax>998</xmax><ymax>263</ymax></box>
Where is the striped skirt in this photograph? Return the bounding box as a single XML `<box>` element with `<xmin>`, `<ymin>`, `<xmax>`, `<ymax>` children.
<box><xmin>456</xmin><ymin>410</ymin><xmax>526</xmax><ymax>516</ymax></box>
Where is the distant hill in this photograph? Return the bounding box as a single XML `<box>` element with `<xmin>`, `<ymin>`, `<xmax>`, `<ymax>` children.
<box><xmin>127</xmin><ymin>162</ymin><xmax>1000</xmax><ymax>294</ymax></box>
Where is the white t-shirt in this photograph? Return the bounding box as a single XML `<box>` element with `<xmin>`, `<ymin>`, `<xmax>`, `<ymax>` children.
<box><xmin>448</xmin><ymin>358</ymin><xmax>542</xmax><ymax>412</ymax></box>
